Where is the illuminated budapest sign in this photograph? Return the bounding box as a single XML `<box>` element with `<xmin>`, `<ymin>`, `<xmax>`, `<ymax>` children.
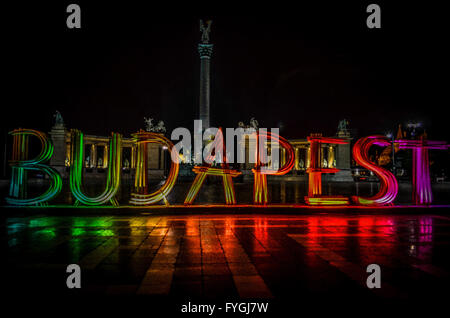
<box><xmin>5</xmin><ymin>121</ymin><xmax>449</xmax><ymax>208</ymax></box>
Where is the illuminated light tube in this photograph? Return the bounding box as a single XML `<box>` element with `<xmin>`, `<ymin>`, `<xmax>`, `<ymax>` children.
<box><xmin>184</xmin><ymin>128</ymin><xmax>241</xmax><ymax>205</ymax></box>
<box><xmin>6</xmin><ymin>129</ymin><xmax>62</xmax><ymax>206</ymax></box>
<box><xmin>252</xmin><ymin>131</ymin><xmax>294</xmax><ymax>204</ymax></box>
<box><xmin>397</xmin><ymin>138</ymin><xmax>449</xmax><ymax>205</ymax></box>
<box><xmin>352</xmin><ymin>135</ymin><xmax>398</xmax><ymax>205</ymax></box>
<box><xmin>69</xmin><ymin>130</ymin><xmax>122</xmax><ymax>206</ymax></box>
<box><xmin>304</xmin><ymin>197</ymin><xmax>350</xmax><ymax>206</ymax></box>
<box><xmin>130</xmin><ymin>131</ymin><xmax>179</xmax><ymax>206</ymax></box>
<box><xmin>305</xmin><ymin>135</ymin><xmax>350</xmax><ymax>205</ymax></box>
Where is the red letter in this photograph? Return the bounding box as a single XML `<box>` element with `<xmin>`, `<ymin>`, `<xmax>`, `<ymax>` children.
<box><xmin>252</xmin><ymin>131</ymin><xmax>294</xmax><ymax>204</ymax></box>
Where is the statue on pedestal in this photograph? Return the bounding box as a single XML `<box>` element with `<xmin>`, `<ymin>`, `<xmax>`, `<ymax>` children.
<box><xmin>155</xmin><ymin>120</ymin><xmax>166</xmax><ymax>133</ymax></box>
<box><xmin>250</xmin><ymin>117</ymin><xmax>259</xmax><ymax>130</ymax></box>
<box><xmin>144</xmin><ymin>117</ymin><xmax>154</xmax><ymax>132</ymax></box>
<box><xmin>237</xmin><ymin>118</ymin><xmax>259</xmax><ymax>132</ymax></box>
<box><xmin>338</xmin><ymin>119</ymin><xmax>349</xmax><ymax>131</ymax></box>
<box><xmin>53</xmin><ymin>110</ymin><xmax>64</xmax><ymax>128</ymax></box>
<box><xmin>144</xmin><ymin>117</ymin><xmax>166</xmax><ymax>133</ymax></box>
<box><xmin>337</xmin><ymin>119</ymin><xmax>350</xmax><ymax>137</ymax></box>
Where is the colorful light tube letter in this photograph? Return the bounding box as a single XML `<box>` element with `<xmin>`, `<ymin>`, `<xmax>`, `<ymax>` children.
<box><xmin>184</xmin><ymin>128</ymin><xmax>241</xmax><ymax>205</ymax></box>
<box><xmin>352</xmin><ymin>135</ymin><xmax>398</xmax><ymax>205</ymax></box>
<box><xmin>305</xmin><ymin>135</ymin><xmax>349</xmax><ymax>205</ymax></box>
<box><xmin>397</xmin><ymin>137</ymin><xmax>449</xmax><ymax>205</ymax></box>
<box><xmin>252</xmin><ymin>131</ymin><xmax>294</xmax><ymax>204</ymax></box>
<box><xmin>6</xmin><ymin>129</ymin><xmax>62</xmax><ymax>206</ymax></box>
<box><xmin>130</xmin><ymin>131</ymin><xmax>179</xmax><ymax>205</ymax></box>
<box><xmin>69</xmin><ymin>130</ymin><xmax>122</xmax><ymax>206</ymax></box>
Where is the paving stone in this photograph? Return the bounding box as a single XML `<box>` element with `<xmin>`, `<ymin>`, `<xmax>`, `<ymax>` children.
<box><xmin>3</xmin><ymin>213</ymin><xmax>450</xmax><ymax>304</ymax></box>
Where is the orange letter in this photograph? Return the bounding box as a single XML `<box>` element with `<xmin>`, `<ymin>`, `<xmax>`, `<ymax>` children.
<box><xmin>129</xmin><ymin>131</ymin><xmax>179</xmax><ymax>205</ymax></box>
<box><xmin>253</xmin><ymin>131</ymin><xmax>294</xmax><ymax>204</ymax></box>
<box><xmin>304</xmin><ymin>134</ymin><xmax>350</xmax><ymax>205</ymax></box>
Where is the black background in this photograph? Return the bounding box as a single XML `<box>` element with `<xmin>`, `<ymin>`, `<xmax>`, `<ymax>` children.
<box><xmin>1</xmin><ymin>1</ymin><xmax>448</xmax><ymax>168</ymax></box>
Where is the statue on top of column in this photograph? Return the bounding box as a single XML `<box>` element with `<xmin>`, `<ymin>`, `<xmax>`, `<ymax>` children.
<box><xmin>200</xmin><ymin>20</ymin><xmax>212</xmax><ymax>44</ymax></box>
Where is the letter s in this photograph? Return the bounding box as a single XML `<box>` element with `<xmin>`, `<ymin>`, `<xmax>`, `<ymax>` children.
<box><xmin>352</xmin><ymin>135</ymin><xmax>398</xmax><ymax>205</ymax></box>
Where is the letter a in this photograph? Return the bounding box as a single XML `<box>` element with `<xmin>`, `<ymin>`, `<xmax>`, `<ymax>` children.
<box><xmin>366</xmin><ymin>264</ymin><xmax>381</xmax><ymax>289</ymax></box>
<box><xmin>66</xmin><ymin>264</ymin><xmax>81</xmax><ymax>288</ymax></box>
<box><xmin>184</xmin><ymin>128</ymin><xmax>241</xmax><ymax>205</ymax></box>
<box><xmin>66</xmin><ymin>4</ymin><xmax>81</xmax><ymax>29</ymax></box>
<box><xmin>366</xmin><ymin>4</ymin><xmax>381</xmax><ymax>29</ymax></box>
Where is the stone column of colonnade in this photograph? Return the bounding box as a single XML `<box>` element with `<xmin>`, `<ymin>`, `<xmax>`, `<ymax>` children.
<box><xmin>131</xmin><ymin>145</ymin><xmax>136</xmax><ymax>169</ymax></box>
<box><xmin>103</xmin><ymin>144</ymin><xmax>108</xmax><ymax>168</ymax></box>
<box><xmin>85</xmin><ymin>141</ymin><xmax>164</xmax><ymax>172</ymax></box>
<box><xmin>327</xmin><ymin>145</ymin><xmax>335</xmax><ymax>168</ymax></box>
<box><xmin>90</xmin><ymin>144</ymin><xmax>96</xmax><ymax>168</ymax></box>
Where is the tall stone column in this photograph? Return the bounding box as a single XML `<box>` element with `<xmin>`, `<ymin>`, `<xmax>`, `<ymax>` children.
<box><xmin>198</xmin><ymin>43</ymin><xmax>213</xmax><ymax>130</ymax></box>
<box><xmin>198</xmin><ymin>19</ymin><xmax>214</xmax><ymax>131</ymax></box>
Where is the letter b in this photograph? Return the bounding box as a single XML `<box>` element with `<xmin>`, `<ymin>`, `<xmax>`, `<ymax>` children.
<box><xmin>6</xmin><ymin>129</ymin><xmax>62</xmax><ymax>206</ymax></box>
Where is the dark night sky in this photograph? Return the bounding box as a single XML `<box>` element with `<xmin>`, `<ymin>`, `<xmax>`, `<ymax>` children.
<box><xmin>2</xmin><ymin>2</ymin><xmax>448</xmax><ymax>151</ymax></box>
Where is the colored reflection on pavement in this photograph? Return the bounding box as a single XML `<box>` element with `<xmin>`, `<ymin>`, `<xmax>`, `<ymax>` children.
<box><xmin>3</xmin><ymin>213</ymin><xmax>450</xmax><ymax>307</ymax></box>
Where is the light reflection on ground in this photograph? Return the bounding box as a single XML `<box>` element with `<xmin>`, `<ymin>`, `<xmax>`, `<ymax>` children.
<box><xmin>3</xmin><ymin>212</ymin><xmax>450</xmax><ymax>310</ymax></box>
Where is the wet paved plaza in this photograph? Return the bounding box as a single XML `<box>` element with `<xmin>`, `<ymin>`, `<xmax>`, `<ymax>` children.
<box><xmin>3</xmin><ymin>210</ymin><xmax>450</xmax><ymax>314</ymax></box>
